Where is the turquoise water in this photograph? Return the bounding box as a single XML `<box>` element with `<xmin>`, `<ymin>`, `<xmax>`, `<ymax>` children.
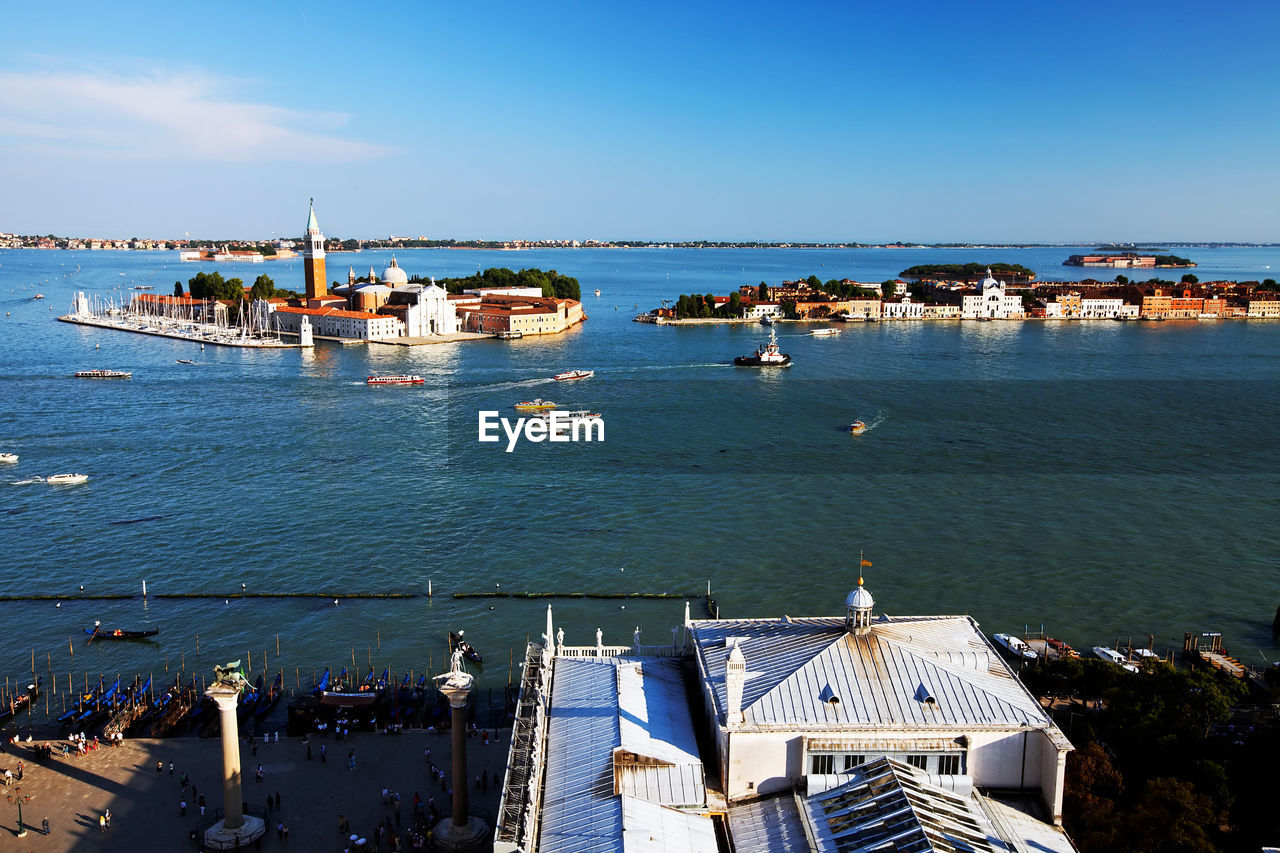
<box><xmin>2</xmin><ymin>245</ymin><xmax>1279</xmax><ymax>708</ymax></box>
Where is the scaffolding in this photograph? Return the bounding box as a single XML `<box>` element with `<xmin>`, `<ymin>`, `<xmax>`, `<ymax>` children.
<box><xmin>494</xmin><ymin>642</ymin><xmax>550</xmax><ymax>850</ymax></box>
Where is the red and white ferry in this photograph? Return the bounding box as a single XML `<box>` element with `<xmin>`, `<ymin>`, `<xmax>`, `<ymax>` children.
<box><xmin>366</xmin><ymin>374</ymin><xmax>424</xmax><ymax>385</ymax></box>
<box><xmin>553</xmin><ymin>369</ymin><xmax>594</xmax><ymax>381</ymax></box>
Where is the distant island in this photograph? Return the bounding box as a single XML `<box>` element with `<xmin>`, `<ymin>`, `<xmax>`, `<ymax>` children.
<box><xmin>639</xmin><ymin>271</ymin><xmax>1280</xmax><ymax>324</ymax></box>
<box><xmin>899</xmin><ymin>262</ymin><xmax>1036</xmax><ymax>283</ymax></box>
<box><xmin>1065</xmin><ymin>253</ymin><xmax>1196</xmax><ymax>268</ymax></box>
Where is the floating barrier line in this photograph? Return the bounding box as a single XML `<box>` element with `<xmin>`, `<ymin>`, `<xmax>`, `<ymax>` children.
<box><xmin>155</xmin><ymin>593</ymin><xmax>417</xmax><ymax>599</ymax></box>
<box><xmin>453</xmin><ymin>591</ymin><xmax>699</xmax><ymax>600</ymax></box>
<box><xmin>0</xmin><ymin>592</ymin><xmax>416</xmax><ymax>601</ymax></box>
<box><xmin>0</xmin><ymin>594</ymin><xmax>135</xmax><ymax>601</ymax></box>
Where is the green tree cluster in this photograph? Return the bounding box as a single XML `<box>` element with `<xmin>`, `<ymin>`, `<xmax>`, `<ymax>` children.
<box><xmin>898</xmin><ymin>262</ymin><xmax>1035</xmax><ymax>281</ymax></box>
<box><xmin>436</xmin><ymin>267</ymin><xmax>581</xmax><ymax>301</ymax></box>
<box><xmin>673</xmin><ymin>293</ymin><xmax>724</xmax><ymax>319</ymax></box>
<box><xmin>187</xmin><ymin>271</ymin><xmax>245</xmax><ymax>302</ymax></box>
<box><xmin>1022</xmin><ymin>657</ymin><xmax>1254</xmax><ymax>852</ymax></box>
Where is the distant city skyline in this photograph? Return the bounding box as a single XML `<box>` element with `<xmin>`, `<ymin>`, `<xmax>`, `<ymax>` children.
<box><xmin>1</xmin><ymin>1</ymin><xmax>1277</xmax><ymax>243</ymax></box>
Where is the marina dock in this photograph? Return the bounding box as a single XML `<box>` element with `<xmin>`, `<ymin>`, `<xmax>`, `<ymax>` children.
<box><xmin>57</xmin><ymin>313</ymin><xmax>303</xmax><ymax>348</ymax></box>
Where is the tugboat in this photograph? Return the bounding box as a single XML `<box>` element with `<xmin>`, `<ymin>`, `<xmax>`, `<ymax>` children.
<box><xmin>734</xmin><ymin>328</ymin><xmax>790</xmax><ymax>367</ymax></box>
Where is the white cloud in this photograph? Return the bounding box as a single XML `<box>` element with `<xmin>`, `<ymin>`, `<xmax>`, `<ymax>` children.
<box><xmin>0</xmin><ymin>67</ymin><xmax>395</xmax><ymax>163</ymax></box>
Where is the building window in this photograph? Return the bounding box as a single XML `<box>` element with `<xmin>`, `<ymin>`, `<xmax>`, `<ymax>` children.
<box><xmin>811</xmin><ymin>754</ymin><xmax>835</xmax><ymax>775</ymax></box>
<box><xmin>906</xmin><ymin>755</ymin><xmax>928</xmax><ymax>771</ymax></box>
<box><xmin>938</xmin><ymin>754</ymin><xmax>961</xmax><ymax>775</ymax></box>
<box><xmin>843</xmin><ymin>755</ymin><xmax>866</xmax><ymax>771</ymax></box>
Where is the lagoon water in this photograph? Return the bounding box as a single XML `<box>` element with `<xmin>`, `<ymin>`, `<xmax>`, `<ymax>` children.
<box><xmin>2</xmin><ymin>245</ymin><xmax>1279</xmax><ymax>707</ymax></box>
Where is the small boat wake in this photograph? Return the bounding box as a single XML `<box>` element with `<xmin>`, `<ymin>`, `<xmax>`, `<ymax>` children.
<box><xmin>847</xmin><ymin>412</ymin><xmax>887</xmax><ymax>435</ymax></box>
<box><xmin>614</xmin><ymin>362</ymin><xmax>729</xmax><ymax>373</ymax></box>
<box><xmin>11</xmin><ymin>476</ymin><xmax>45</xmax><ymax>485</ymax></box>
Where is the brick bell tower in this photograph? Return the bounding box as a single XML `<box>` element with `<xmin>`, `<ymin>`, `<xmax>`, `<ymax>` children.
<box><xmin>303</xmin><ymin>198</ymin><xmax>327</xmax><ymax>302</ymax></box>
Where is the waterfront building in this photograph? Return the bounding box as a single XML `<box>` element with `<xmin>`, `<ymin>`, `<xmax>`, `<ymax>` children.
<box><xmin>1247</xmin><ymin>297</ymin><xmax>1280</xmax><ymax>318</ymax></box>
<box><xmin>1080</xmin><ymin>297</ymin><xmax>1133</xmax><ymax>319</ymax></box>
<box><xmin>881</xmin><ymin>295</ymin><xmax>925</xmax><ymax>320</ymax></box>
<box><xmin>463</xmin><ymin>286</ymin><xmax>545</xmax><ymax>299</ymax></box>
<box><xmin>302</xmin><ymin>198</ymin><xmax>327</xmax><ymax>302</ymax></box>
<box><xmin>845</xmin><ymin>297</ymin><xmax>882</xmax><ymax>319</ymax></box>
<box><xmin>496</xmin><ymin>581</ymin><xmax>1076</xmax><ymax>852</ymax></box>
<box><xmin>270</xmin><ymin>305</ymin><xmax>400</xmax><ymax>340</ymax></box>
<box><xmin>921</xmin><ymin>302</ymin><xmax>960</xmax><ymax>320</ymax></box>
<box><xmin>457</xmin><ymin>294</ymin><xmax>585</xmax><ymax>336</ymax></box>
<box><xmin>961</xmin><ymin>271</ymin><xmax>1025</xmax><ymax>319</ymax></box>
<box><xmin>743</xmin><ymin>301</ymin><xmax>783</xmax><ymax>320</ymax></box>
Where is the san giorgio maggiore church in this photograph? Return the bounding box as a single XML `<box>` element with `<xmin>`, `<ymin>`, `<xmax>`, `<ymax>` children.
<box><xmin>262</xmin><ymin>201</ymin><xmax>584</xmax><ymax>342</ymax></box>
<box><xmin>494</xmin><ymin>575</ymin><xmax>1080</xmax><ymax>853</ymax></box>
<box><xmin>261</xmin><ymin>201</ymin><xmax>456</xmax><ymax>341</ymax></box>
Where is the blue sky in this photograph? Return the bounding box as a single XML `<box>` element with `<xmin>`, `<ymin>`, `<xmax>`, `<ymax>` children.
<box><xmin>1</xmin><ymin>1</ymin><xmax>1277</xmax><ymax>242</ymax></box>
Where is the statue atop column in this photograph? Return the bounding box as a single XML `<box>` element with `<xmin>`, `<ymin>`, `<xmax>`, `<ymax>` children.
<box><xmin>213</xmin><ymin>660</ymin><xmax>247</xmax><ymax>690</ymax></box>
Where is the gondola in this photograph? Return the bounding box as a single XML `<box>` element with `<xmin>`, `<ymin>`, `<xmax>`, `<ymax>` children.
<box><xmin>253</xmin><ymin>671</ymin><xmax>284</xmax><ymax>723</ymax></box>
<box><xmin>0</xmin><ymin>676</ymin><xmax>41</xmax><ymax>726</ymax></box>
<box><xmin>86</xmin><ymin>621</ymin><xmax>160</xmax><ymax>642</ymax></box>
<box><xmin>450</xmin><ymin>630</ymin><xmax>483</xmax><ymax>665</ymax></box>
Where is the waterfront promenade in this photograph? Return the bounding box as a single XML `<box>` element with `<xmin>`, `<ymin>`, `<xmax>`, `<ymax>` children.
<box><xmin>0</xmin><ymin>728</ymin><xmax>509</xmax><ymax>851</ymax></box>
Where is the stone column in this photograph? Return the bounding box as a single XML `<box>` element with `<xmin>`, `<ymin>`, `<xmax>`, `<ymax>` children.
<box><xmin>207</xmin><ymin>684</ymin><xmax>244</xmax><ymax>830</ymax></box>
<box><xmin>433</xmin><ymin>667</ymin><xmax>487</xmax><ymax>849</ymax></box>
<box><xmin>203</xmin><ymin>673</ymin><xmax>264</xmax><ymax>848</ymax></box>
<box><xmin>446</xmin><ymin>685</ymin><xmax>470</xmax><ymax>827</ymax></box>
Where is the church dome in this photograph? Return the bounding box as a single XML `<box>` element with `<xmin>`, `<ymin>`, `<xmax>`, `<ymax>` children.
<box><xmin>381</xmin><ymin>256</ymin><xmax>409</xmax><ymax>286</ymax></box>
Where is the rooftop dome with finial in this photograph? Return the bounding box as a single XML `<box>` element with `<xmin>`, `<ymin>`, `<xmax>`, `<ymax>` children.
<box><xmin>381</xmin><ymin>256</ymin><xmax>409</xmax><ymax>286</ymax></box>
<box><xmin>845</xmin><ymin>577</ymin><xmax>874</xmax><ymax>611</ymax></box>
<box><xmin>845</xmin><ymin>575</ymin><xmax>875</xmax><ymax>635</ymax></box>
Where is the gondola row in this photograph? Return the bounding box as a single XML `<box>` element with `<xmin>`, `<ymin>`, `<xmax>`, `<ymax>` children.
<box><xmin>3</xmin><ymin>630</ymin><xmax>489</xmax><ymax>738</ymax></box>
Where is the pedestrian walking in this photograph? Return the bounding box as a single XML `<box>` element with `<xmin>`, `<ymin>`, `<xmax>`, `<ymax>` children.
<box><xmin>273</xmin><ymin>731</ymin><xmax>279</xmax><ymax>744</ymax></box>
<box><xmin>180</xmin><ymin>799</ymin><xmax>187</xmax><ymax>816</ymax></box>
<box><xmin>99</xmin><ymin>814</ymin><xmax>106</xmax><ymax>832</ymax></box>
<box><xmin>41</xmin><ymin>816</ymin><xmax>49</xmax><ymax>836</ymax></box>
<box><xmin>320</xmin><ymin>744</ymin><xmax>326</xmax><ymax>763</ymax></box>
<box><xmin>277</xmin><ymin>821</ymin><xmax>284</xmax><ymax>840</ymax></box>
<box><xmin>256</xmin><ymin>763</ymin><xmax>264</xmax><ymax>782</ymax></box>
<box><xmin>155</xmin><ymin>760</ymin><xmax>163</xmax><ymax>774</ymax></box>
<box><xmin>169</xmin><ymin>761</ymin><xmax>174</xmax><ymax>775</ymax></box>
<box><xmin>275</xmin><ymin>792</ymin><xmax>281</xmax><ymax>810</ymax></box>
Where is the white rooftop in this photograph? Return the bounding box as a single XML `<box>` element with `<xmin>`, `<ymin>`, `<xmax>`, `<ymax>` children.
<box><xmin>537</xmin><ymin>655</ymin><xmax>711</xmax><ymax>853</ymax></box>
<box><xmin>691</xmin><ymin>616</ymin><xmax>1055</xmax><ymax>731</ymax></box>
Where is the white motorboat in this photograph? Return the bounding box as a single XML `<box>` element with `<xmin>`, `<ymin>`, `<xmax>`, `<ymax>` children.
<box><xmin>0</xmin><ymin>452</ymin><xmax>17</xmax><ymax>464</ymax></box>
<box><xmin>553</xmin><ymin>370</ymin><xmax>594</xmax><ymax>381</ymax></box>
<box><xmin>993</xmin><ymin>633</ymin><xmax>1037</xmax><ymax>660</ymax></box>
<box><xmin>1092</xmin><ymin>646</ymin><xmax>1139</xmax><ymax>673</ymax></box>
<box><xmin>810</xmin><ymin>328</ymin><xmax>838</xmax><ymax>336</ymax></box>
<box><xmin>47</xmin><ymin>473</ymin><xmax>89</xmax><ymax>486</ymax></box>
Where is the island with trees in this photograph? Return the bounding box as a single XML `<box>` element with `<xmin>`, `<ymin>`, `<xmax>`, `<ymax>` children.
<box><xmin>898</xmin><ymin>262</ymin><xmax>1037</xmax><ymax>282</ymax></box>
<box><xmin>432</xmin><ymin>267</ymin><xmax>581</xmax><ymax>301</ymax></box>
